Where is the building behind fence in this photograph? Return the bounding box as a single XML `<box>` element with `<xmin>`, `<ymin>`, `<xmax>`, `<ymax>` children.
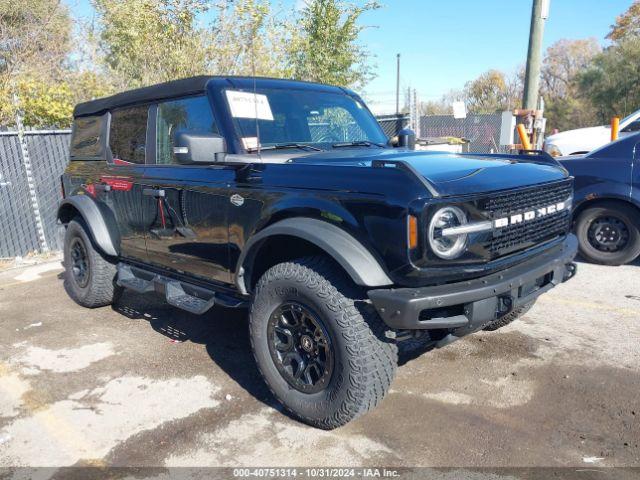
<box><xmin>0</xmin><ymin>114</ymin><xmax>505</xmax><ymax>259</ymax></box>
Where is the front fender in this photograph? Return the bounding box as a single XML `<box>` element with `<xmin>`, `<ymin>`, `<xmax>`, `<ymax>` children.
<box><xmin>256</xmin><ymin>195</ymin><xmax>360</xmax><ymax>231</ymax></box>
<box><xmin>57</xmin><ymin>195</ymin><xmax>119</xmax><ymax>257</ymax></box>
<box><xmin>573</xmin><ymin>184</ymin><xmax>633</xmax><ymax>215</ymax></box>
<box><xmin>235</xmin><ymin>217</ymin><xmax>393</xmax><ymax>294</ymax></box>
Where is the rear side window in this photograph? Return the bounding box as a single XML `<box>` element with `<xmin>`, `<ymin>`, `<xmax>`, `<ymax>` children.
<box><xmin>156</xmin><ymin>95</ymin><xmax>218</xmax><ymax>165</ymax></box>
<box><xmin>70</xmin><ymin>114</ymin><xmax>107</xmax><ymax>160</ymax></box>
<box><xmin>109</xmin><ymin>106</ymin><xmax>149</xmax><ymax>164</ymax></box>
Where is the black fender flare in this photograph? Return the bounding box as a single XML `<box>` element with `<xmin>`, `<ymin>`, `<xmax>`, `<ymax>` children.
<box><xmin>57</xmin><ymin>195</ymin><xmax>119</xmax><ymax>257</ymax></box>
<box><xmin>235</xmin><ymin>217</ymin><xmax>393</xmax><ymax>294</ymax></box>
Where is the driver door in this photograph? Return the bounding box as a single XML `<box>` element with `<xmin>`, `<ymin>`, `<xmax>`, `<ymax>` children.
<box><xmin>142</xmin><ymin>95</ymin><xmax>234</xmax><ymax>284</ymax></box>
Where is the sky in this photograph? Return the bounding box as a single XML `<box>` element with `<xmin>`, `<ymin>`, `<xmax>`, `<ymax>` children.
<box><xmin>63</xmin><ymin>0</ymin><xmax>635</xmax><ymax>114</ymax></box>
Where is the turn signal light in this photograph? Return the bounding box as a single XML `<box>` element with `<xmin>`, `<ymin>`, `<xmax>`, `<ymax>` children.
<box><xmin>408</xmin><ymin>215</ymin><xmax>418</xmax><ymax>250</ymax></box>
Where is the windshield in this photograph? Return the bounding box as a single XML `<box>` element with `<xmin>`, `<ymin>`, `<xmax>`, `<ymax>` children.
<box><xmin>621</xmin><ymin>108</ymin><xmax>640</xmax><ymax>126</ymax></box>
<box><xmin>225</xmin><ymin>88</ymin><xmax>388</xmax><ymax>151</ymax></box>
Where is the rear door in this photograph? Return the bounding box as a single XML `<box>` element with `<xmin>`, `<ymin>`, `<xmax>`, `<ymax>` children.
<box><xmin>141</xmin><ymin>95</ymin><xmax>233</xmax><ymax>284</ymax></box>
<box><xmin>97</xmin><ymin>105</ymin><xmax>152</xmax><ymax>262</ymax></box>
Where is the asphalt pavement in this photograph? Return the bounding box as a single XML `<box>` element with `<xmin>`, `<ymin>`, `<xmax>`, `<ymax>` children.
<box><xmin>0</xmin><ymin>257</ymin><xmax>638</xmax><ymax>477</ymax></box>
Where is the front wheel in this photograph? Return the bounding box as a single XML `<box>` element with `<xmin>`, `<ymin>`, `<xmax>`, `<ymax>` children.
<box><xmin>575</xmin><ymin>203</ymin><xmax>640</xmax><ymax>266</ymax></box>
<box><xmin>249</xmin><ymin>256</ymin><xmax>398</xmax><ymax>429</ymax></box>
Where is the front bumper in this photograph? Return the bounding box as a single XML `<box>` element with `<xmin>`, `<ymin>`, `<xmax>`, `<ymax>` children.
<box><xmin>368</xmin><ymin>234</ymin><xmax>578</xmax><ymax>331</ymax></box>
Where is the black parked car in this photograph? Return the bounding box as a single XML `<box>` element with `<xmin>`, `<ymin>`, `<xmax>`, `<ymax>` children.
<box><xmin>559</xmin><ymin>133</ymin><xmax>640</xmax><ymax>265</ymax></box>
<box><xmin>58</xmin><ymin>76</ymin><xmax>577</xmax><ymax>429</ymax></box>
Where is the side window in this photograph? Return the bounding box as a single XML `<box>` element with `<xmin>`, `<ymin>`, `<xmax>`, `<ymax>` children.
<box><xmin>109</xmin><ymin>106</ymin><xmax>148</xmax><ymax>164</ymax></box>
<box><xmin>70</xmin><ymin>114</ymin><xmax>107</xmax><ymax>160</ymax></box>
<box><xmin>156</xmin><ymin>95</ymin><xmax>218</xmax><ymax>165</ymax></box>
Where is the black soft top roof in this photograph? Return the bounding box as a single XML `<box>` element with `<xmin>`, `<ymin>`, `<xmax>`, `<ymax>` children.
<box><xmin>73</xmin><ymin>76</ymin><xmax>347</xmax><ymax>118</ymax></box>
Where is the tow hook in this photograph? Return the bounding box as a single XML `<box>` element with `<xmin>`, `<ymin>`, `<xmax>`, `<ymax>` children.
<box><xmin>386</xmin><ymin>329</ymin><xmax>423</xmax><ymax>342</ymax></box>
<box><xmin>497</xmin><ymin>294</ymin><xmax>514</xmax><ymax>317</ymax></box>
<box><xmin>563</xmin><ymin>262</ymin><xmax>577</xmax><ymax>282</ymax></box>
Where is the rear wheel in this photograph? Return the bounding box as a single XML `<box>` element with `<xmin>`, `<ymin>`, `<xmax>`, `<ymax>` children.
<box><xmin>249</xmin><ymin>256</ymin><xmax>397</xmax><ymax>429</ymax></box>
<box><xmin>63</xmin><ymin>217</ymin><xmax>120</xmax><ymax>308</ymax></box>
<box><xmin>575</xmin><ymin>203</ymin><xmax>640</xmax><ymax>265</ymax></box>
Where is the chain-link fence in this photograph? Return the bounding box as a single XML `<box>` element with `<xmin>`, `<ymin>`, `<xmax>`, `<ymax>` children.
<box><xmin>376</xmin><ymin>114</ymin><xmax>410</xmax><ymax>138</ymax></box>
<box><xmin>419</xmin><ymin>113</ymin><xmax>504</xmax><ymax>153</ymax></box>
<box><xmin>0</xmin><ymin>130</ymin><xmax>71</xmax><ymax>258</ymax></box>
<box><xmin>376</xmin><ymin>113</ymin><xmax>505</xmax><ymax>153</ymax></box>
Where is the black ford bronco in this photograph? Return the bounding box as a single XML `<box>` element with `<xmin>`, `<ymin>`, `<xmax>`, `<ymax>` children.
<box><xmin>59</xmin><ymin>76</ymin><xmax>577</xmax><ymax>429</ymax></box>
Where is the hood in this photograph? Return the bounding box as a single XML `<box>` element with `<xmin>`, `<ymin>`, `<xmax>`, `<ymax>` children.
<box><xmin>289</xmin><ymin>148</ymin><xmax>568</xmax><ymax>197</ymax></box>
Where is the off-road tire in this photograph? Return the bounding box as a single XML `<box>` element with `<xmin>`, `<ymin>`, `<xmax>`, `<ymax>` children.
<box><xmin>575</xmin><ymin>202</ymin><xmax>640</xmax><ymax>266</ymax></box>
<box><xmin>482</xmin><ymin>301</ymin><xmax>535</xmax><ymax>331</ymax></box>
<box><xmin>249</xmin><ymin>256</ymin><xmax>398</xmax><ymax>429</ymax></box>
<box><xmin>63</xmin><ymin>217</ymin><xmax>120</xmax><ymax>308</ymax></box>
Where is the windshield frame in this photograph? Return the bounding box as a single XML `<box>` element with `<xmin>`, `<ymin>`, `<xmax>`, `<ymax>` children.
<box><xmin>222</xmin><ymin>86</ymin><xmax>389</xmax><ymax>154</ymax></box>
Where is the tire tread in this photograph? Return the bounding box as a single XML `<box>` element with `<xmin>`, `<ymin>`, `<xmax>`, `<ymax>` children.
<box><xmin>63</xmin><ymin>217</ymin><xmax>118</xmax><ymax>308</ymax></box>
<box><xmin>250</xmin><ymin>256</ymin><xmax>397</xmax><ymax>429</ymax></box>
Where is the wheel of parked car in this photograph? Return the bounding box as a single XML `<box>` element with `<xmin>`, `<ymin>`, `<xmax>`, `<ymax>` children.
<box><xmin>63</xmin><ymin>217</ymin><xmax>121</xmax><ymax>308</ymax></box>
<box><xmin>249</xmin><ymin>256</ymin><xmax>398</xmax><ymax>430</ymax></box>
<box><xmin>575</xmin><ymin>202</ymin><xmax>640</xmax><ymax>266</ymax></box>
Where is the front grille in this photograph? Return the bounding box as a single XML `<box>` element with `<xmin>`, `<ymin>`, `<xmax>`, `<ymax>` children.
<box><xmin>482</xmin><ymin>180</ymin><xmax>572</xmax><ymax>257</ymax></box>
<box><xmin>484</xmin><ymin>180</ymin><xmax>572</xmax><ymax>213</ymax></box>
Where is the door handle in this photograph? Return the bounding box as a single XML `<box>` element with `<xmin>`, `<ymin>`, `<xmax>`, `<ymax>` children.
<box><xmin>143</xmin><ymin>188</ymin><xmax>165</xmax><ymax>197</ymax></box>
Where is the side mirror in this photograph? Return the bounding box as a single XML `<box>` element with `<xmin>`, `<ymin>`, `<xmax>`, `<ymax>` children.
<box><xmin>173</xmin><ymin>131</ymin><xmax>226</xmax><ymax>164</ymax></box>
<box><xmin>393</xmin><ymin>128</ymin><xmax>416</xmax><ymax>150</ymax></box>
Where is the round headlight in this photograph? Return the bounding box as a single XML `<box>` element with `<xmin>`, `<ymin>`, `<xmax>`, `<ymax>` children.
<box><xmin>428</xmin><ymin>206</ymin><xmax>468</xmax><ymax>259</ymax></box>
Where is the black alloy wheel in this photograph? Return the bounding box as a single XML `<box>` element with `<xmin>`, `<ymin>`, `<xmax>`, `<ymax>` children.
<box><xmin>587</xmin><ymin>215</ymin><xmax>629</xmax><ymax>253</ymax></box>
<box><xmin>267</xmin><ymin>302</ymin><xmax>334</xmax><ymax>394</ymax></box>
<box><xmin>575</xmin><ymin>202</ymin><xmax>640</xmax><ymax>266</ymax></box>
<box><xmin>69</xmin><ymin>237</ymin><xmax>90</xmax><ymax>288</ymax></box>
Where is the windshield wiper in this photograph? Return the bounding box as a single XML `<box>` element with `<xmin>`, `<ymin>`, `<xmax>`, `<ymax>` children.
<box><xmin>332</xmin><ymin>140</ymin><xmax>387</xmax><ymax>148</ymax></box>
<box><xmin>247</xmin><ymin>143</ymin><xmax>322</xmax><ymax>153</ymax></box>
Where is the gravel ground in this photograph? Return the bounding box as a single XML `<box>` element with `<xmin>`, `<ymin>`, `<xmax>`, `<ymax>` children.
<box><xmin>0</xmin><ymin>257</ymin><xmax>638</xmax><ymax>477</ymax></box>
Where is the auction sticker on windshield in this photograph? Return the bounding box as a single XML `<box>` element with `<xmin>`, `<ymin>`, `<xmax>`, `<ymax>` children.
<box><xmin>242</xmin><ymin>137</ymin><xmax>260</xmax><ymax>150</ymax></box>
<box><xmin>226</xmin><ymin>90</ymin><xmax>274</xmax><ymax>120</ymax></box>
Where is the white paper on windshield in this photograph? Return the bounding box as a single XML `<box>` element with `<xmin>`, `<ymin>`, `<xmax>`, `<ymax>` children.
<box><xmin>226</xmin><ymin>90</ymin><xmax>274</xmax><ymax>121</ymax></box>
<box><xmin>242</xmin><ymin>137</ymin><xmax>260</xmax><ymax>150</ymax></box>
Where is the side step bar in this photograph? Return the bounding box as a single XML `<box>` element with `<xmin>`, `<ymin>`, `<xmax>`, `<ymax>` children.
<box><xmin>116</xmin><ymin>263</ymin><xmax>247</xmax><ymax>314</ymax></box>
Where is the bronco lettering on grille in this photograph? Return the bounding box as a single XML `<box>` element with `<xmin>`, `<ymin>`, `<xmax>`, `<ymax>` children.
<box><xmin>494</xmin><ymin>201</ymin><xmax>568</xmax><ymax>228</ymax></box>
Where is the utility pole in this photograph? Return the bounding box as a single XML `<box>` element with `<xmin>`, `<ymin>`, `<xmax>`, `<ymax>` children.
<box><xmin>522</xmin><ymin>0</ymin><xmax>549</xmax><ymax>110</ymax></box>
<box><xmin>413</xmin><ymin>89</ymin><xmax>419</xmax><ymax>136</ymax></box>
<box><xmin>395</xmin><ymin>53</ymin><xmax>401</xmax><ymax>115</ymax></box>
